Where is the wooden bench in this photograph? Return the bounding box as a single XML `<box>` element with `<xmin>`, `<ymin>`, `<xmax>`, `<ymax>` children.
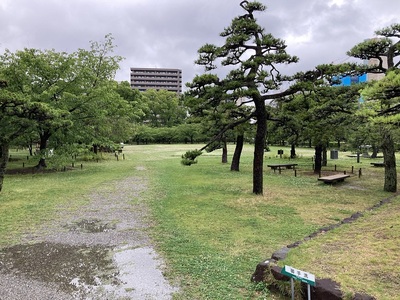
<box><xmin>370</xmin><ymin>162</ymin><xmax>385</xmax><ymax>167</ymax></box>
<box><xmin>267</xmin><ymin>163</ymin><xmax>298</xmax><ymax>173</ymax></box>
<box><xmin>318</xmin><ymin>174</ymin><xmax>350</xmax><ymax>184</ymax></box>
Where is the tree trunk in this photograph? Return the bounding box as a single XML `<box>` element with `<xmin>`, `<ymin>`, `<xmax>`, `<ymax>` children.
<box><xmin>290</xmin><ymin>144</ymin><xmax>296</xmax><ymax>159</ymax></box>
<box><xmin>39</xmin><ymin>134</ymin><xmax>48</xmax><ymax>151</ymax></box>
<box><xmin>35</xmin><ymin>133</ymin><xmax>49</xmax><ymax>169</ymax></box>
<box><xmin>322</xmin><ymin>146</ymin><xmax>327</xmax><ymax>167</ymax></box>
<box><xmin>0</xmin><ymin>143</ymin><xmax>10</xmax><ymax>192</ymax></box>
<box><xmin>371</xmin><ymin>145</ymin><xmax>378</xmax><ymax>159</ymax></box>
<box><xmin>222</xmin><ymin>138</ymin><xmax>228</xmax><ymax>163</ymax></box>
<box><xmin>28</xmin><ymin>143</ymin><xmax>33</xmax><ymax>156</ymax></box>
<box><xmin>314</xmin><ymin>145</ymin><xmax>323</xmax><ymax>174</ymax></box>
<box><xmin>35</xmin><ymin>158</ymin><xmax>47</xmax><ymax>170</ymax></box>
<box><xmin>382</xmin><ymin>131</ymin><xmax>397</xmax><ymax>192</ymax></box>
<box><xmin>231</xmin><ymin>134</ymin><xmax>244</xmax><ymax>171</ymax></box>
<box><xmin>253</xmin><ymin>100</ymin><xmax>267</xmax><ymax>195</ymax></box>
<box><xmin>93</xmin><ymin>144</ymin><xmax>99</xmax><ymax>154</ymax></box>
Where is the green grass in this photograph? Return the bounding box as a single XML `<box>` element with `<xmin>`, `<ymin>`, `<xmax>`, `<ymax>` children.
<box><xmin>283</xmin><ymin>199</ymin><xmax>400</xmax><ymax>300</ymax></box>
<box><xmin>1</xmin><ymin>144</ymin><xmax>398</xmax><ymax>299</ymax></box>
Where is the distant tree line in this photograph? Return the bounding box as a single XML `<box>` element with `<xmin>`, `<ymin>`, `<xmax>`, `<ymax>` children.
<box><xmin>1</xmin><ymin>2</ymin><xmax>399</xmax><ymax>195</ymax></box>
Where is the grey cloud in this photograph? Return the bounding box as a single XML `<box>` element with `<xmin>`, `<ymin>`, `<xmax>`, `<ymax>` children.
<box><xmin>1</xmin><ymin>0</ymin><xmax>399</xmax><ymax>86</ymax></box>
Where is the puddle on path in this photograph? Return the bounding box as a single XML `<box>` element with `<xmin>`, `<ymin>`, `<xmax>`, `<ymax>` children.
<box><xmin>0</xmin><ymin>242</ymin><xmax>177</xmax><ymax>299</ymax></box>
<box><xmin>64</xmin><ymin>218</ymin><xmax>117</xmax><ymax>233</ymax></box>
<box><xmin>102</xmin><ymin>245</ymin><xmax>178</xmax><ymax>299</ymax></box>
<box><xmin>0</xmin><ymin>242</ymin><xmax>117</xmax><ymax>295</ymax></box>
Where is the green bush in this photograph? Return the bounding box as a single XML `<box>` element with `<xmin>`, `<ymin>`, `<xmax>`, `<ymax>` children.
<box><xmin>181</xmin><ymin>149</ymin><xmax>202</xmax><ymax>166</ymax></box>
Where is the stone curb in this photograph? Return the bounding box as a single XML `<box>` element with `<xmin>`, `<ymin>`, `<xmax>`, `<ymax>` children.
<box><xmin>251</xmin><ymin>193</ymin><xmax>398</xmax><ymax>299</ymax></box>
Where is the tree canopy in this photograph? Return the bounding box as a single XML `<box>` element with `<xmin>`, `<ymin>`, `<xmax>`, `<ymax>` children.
<box><xmin>348</xmin><ymin>23</ymin><xmax>400</xmax><ymax>192</ymax></box>
<box><xmin>186</xmin><ymin>1</ymin><xmax>300</xmax><ymax>194</ymax></box>
<box><xmin>0</xmin><ymin>35</ymin><xmax>142</xmax><ymax>191</ymax></box>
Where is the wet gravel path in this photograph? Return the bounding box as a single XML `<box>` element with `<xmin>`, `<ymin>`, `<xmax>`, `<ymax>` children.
<box><xmin>0</xmin><ymin>168</ymin><xmax>178</xmax><ymax>300</ymax></box>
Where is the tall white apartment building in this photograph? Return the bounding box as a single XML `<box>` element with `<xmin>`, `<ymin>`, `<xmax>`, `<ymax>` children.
<box><xmin>130</xmin><ymin>67</ymin><xmax>182</xmax><ymax>94</ymax></box>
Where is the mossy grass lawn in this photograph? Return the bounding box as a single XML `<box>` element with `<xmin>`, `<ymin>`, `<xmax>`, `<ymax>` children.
<box><xmin>2</xmin><ymin>144</ymin><xmax>398</xmax><ymax>299</ymax></box>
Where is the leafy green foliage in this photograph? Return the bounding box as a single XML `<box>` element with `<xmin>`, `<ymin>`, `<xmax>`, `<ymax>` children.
<box><xmin>0</xmin><ymin>34</ymin><xmax>135</xmax><ymax>158</ymax></box>
<box><xmin>347</xmin><ymin>23</ymin><xmax>400</xmax><ymax>192</ymax></box>
<box><xmin>0</xmin><ymin>34</ymin><xmax>145</xmax><ymax>191</ymax></box>
<box><xmin>362</xmin><ymin>70</ymin><xmax>400</xmax><ymax>119</ymax></box>
<box><xmin>140</xmin><ymin>89</ymin><xmax>186</xmax><ymax>127</ymax></box>
<box><xmin>181</xmin><ymin>149</ymin><xmax>202</xmax><ymax>166</ymax></box>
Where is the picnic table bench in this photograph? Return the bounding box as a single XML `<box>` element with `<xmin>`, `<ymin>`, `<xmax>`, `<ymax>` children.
<box><xmin>318</xmin><ymin>174</ymin><xmax>350</xmax><ymax>184</ymax></box>
<box><xmin>370</xmin><ymin>162</ymin><xmax>385</xmax><ymax>167</ymax></box>
<box><xmin>267</xmin><ymin>163</ymin><xmax>298</xmax><ymax>172</ymax></box>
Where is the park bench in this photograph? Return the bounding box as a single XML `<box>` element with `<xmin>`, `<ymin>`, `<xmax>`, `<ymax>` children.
<box><xmin>370</xmin><ymin>162</ymin><xmax>385</xmax><ymax>167</ymax></box>
<box><xmin>267</xmin><ymin>163</ymin><xmax>298</xmax><ymax>170</ymax></box>
<box><xmin>318</xmin><ymin>174</ymin><xmax>350</xmax><ymax>184</ymax></box>
<box><xmin>267</xmin><ymin>163</ymin><xmax>298</xmax><ymax>173</ymax></box>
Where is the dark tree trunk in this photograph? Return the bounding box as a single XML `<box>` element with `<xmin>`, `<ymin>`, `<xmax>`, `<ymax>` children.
<box><xmin>371</xmin><ymin>145</ymin><xmax>378</xmax><ymax>159</ymax></box>
<box><xmin>253</xmin><ymin>100</ymin><xmax>267</xmax><ymax>195</ymax></box>
<box><xmin>314</xmin><ymin>145</ymin><xmax>323</xmax><ymax>174</ymax></box>
<box><xmin>222</xmin><ymin>138</ymin><xmax>228</xmax><ymax>164</ymax></box>
<box><xmin>93</xmin><ymin>144</ymin><xmax>99</xmax><ymax>154</ymax></box>
<box><xmin>0</xmin><ymin>143</ymin><xmax>10</xmax><ymax>192</ymax></box>
<box><xmin>28</xmin><ymin>144</ymin><xmax>33</xmax><ymax>156</ymax></box>
<box><xmin>382</xmin><ymin>131</ymin><xmax>397</xmax><ymax>192</ymax></box>
<box><xmin>322</xmin><ymin>147</ymin><xmax>327</xmax><ymax>167</ymax></box>
<box><xmin>39</xmin><ymin>135</ymin><xmax>47</xmax><ymax>151</ymax></box>
<box><xmin>35</xmin><ymin>133</ymin><xmax>49</xmax><ymax>169</ymax></box>
<box><xmin>231</xmin><ymin>134</ymin><xmax>244</xmax><ymax>171</ymax></box>
<box><xmin>35</xmin><ymin>158</ymin><xmax>47</xmax><ymax>170</ymax></box>
<box><xmin>290</xmin><ymin>144</ymin><xmax>296</xmax><ymax>159</ymax></box>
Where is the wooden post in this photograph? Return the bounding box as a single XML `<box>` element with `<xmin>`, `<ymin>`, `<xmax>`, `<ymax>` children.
<box><xmin>294</xmin><ymin>169</ymin><xmax>297</xmax><ymax>177</ymax></box>
<box><xmin>359</xmin><ymin>168</ymin><xmax>362</xmax><ymax>178</ymax></box>
<box><xmin>352</xmin><ymin>166</ymin><xmax>354</xmax><ymax>173</ymax></box>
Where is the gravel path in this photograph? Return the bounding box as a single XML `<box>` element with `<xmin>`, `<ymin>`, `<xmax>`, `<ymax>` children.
<box><xmin>0</xmin><ymin>169</ymin><xmax>178</xmax><ymax>300</ymax></box>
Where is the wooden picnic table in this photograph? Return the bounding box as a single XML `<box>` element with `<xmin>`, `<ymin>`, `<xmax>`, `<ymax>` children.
<box><xmin>267</xmin><ymin>163</ymin><xmax>298</xmax><ymax>172</ymax></box>
<box><xmin>318</xmin><ymin>173</ymin><xmax>350</xmax><ymax>184</ymax></box>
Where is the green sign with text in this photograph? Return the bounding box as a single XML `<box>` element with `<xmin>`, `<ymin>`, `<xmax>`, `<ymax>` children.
<box><xmin>281</xmin><ymin>265</ymin><xmax>316</xmax><ymax>287</ymax></box>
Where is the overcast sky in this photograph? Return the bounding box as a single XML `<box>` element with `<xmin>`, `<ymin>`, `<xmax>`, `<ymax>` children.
<box><xmin>1</xmin><ymin>0</ymin><xmax>399</xmax><ymax>88</ymax></box>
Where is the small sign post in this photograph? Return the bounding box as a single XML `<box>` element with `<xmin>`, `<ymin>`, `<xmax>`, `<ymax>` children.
<box><xmin>281</xmin><ymin>265</ymin><xmax>316</xmax><ymax>300</ymax></box>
